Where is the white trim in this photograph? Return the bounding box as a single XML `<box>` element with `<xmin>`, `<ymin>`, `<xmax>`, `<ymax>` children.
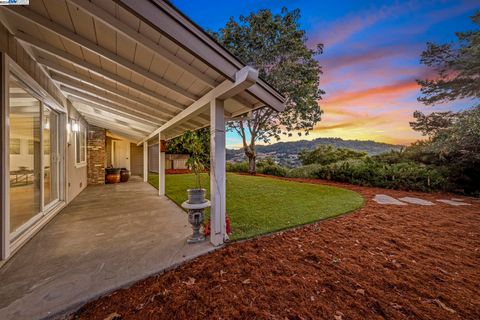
<box><xmin>210</xmin><ymin>98</ymin><xmax>226</xmax><ymax>246</ymax></box>
<box><xmin>1</xmin><ymin>52</ymin><xmax>10</xmax><ymax>260</ymax></box>
<box><xmin>74</xmin><ymin>122</ymin><xmax>87</xmax><ymax>167</ymax></box>
<box><xmin>158</xmin><ymin>134</ymin><xmax>165</xmax><ymax>196</ymax></box>
<box><xmin>143</xmin><ymin>141</ymin><xmax>148</xmax><ymax>182</ymax></box>
<box><xmin>39</xmin><ymin>100</ymin><xmax>45</xmax><ymax>213</ymax></box>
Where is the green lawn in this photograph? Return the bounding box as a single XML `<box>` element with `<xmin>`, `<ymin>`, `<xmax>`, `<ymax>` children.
<box><xmin>149</xmin><ymin>173</ymin><xmax>363</xmax><ymax>240</ymax></box>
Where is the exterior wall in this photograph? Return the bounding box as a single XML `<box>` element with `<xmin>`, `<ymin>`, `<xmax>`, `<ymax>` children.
<box><xmin>66</xmin><ymin>102</ymin><xmax>88</xmax><ymax>203</ymax></box>
<box><xmin>105</xmin><ymin>137</ymin><xmax>113</xmax><ymax>167</ymax></box>
<box><xmin>130</xmin><ymin>143</ymin><xmax>143</xmax><ymax>176</ymax></box>
<box><xmin>87</xmin><ymin>125</ymin><xmax>106</xmax><ymax>185</ymax></box>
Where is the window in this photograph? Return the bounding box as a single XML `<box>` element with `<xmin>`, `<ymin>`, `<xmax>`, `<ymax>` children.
<box><xmin>9</xmin><ymin>138</ymin><xmax>20</xmax><ymax>155</ymax></box>
<box><xmin>27</xmin><ymin>139</ymin><xmax>34</xmax><ymax>155</ymax></box>
<box><xmin>75</xmin><ymin>124</ymin><xmax>87</xmax><ymax>166</ymax></box>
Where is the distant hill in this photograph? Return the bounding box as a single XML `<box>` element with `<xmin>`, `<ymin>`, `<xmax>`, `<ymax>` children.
<box><xmin>227</xmin><ymin>138</ymin><xmax>403</xmax><ymax>166</ymax></box>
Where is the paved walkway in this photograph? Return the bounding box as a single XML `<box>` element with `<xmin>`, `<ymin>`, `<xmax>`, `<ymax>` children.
<box><xmin>373</xmin><ymin>194</ymin><xmax>472</xmax><ymax>206</ymax></box>
<box><xmin>0</xmin><ymin>177</ymin><xmax>214</xmax><ymax>320</ymax></box>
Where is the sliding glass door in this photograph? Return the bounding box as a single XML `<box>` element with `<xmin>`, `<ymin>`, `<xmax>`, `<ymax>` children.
<box><xmin>9</xmin><ymin>74</ymin><xmax>42</xmax><ymax>233</ymax></box>
<box><xmin>8</xmin><ymin>73</ymin><xmax>63</xmax><ymax>237</ymax></box>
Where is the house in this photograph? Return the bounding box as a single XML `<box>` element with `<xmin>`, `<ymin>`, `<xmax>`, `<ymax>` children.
<box><xmin>0</xmin><ymin>0</ymin><xmax>284</xmax><ymax>266</ymax></box>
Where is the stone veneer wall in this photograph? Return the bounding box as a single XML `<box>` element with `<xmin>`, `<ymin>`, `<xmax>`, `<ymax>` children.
<box><xmin>87</xmin><ymin>125</ymin><xmax>106</xmax><ymax>185</ymax></box>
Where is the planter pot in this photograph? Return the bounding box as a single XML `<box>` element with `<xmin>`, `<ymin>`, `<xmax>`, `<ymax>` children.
<box><xmin>187</xmin><ymin>188</ymin><xmax>206</xmax><ymax>204</ymax></box>
<box><xmin>120</xmin><ymin>168</ymin><xmax>130</xmax><ymax>182</ymax></box>
<box><xmin>105</xmin><ymin>168</ymin><xmax>121</xmax><ymax>184</ymax></box>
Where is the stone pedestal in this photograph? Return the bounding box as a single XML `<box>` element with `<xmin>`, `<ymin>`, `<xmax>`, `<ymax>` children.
<box><xmin>181</xmin><ymin>200</ymin><xmax>210</xmax><ymax>244</ymax></box>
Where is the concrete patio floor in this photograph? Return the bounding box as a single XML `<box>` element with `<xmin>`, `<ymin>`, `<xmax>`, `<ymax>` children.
<box><xmin>0</xmin><ymin>177</ymin><xmax>215</xmax><ymax>320</ymax></box>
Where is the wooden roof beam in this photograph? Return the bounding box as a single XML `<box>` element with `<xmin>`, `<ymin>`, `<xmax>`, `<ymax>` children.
<box><xmin>15</xmin><ymin>31</ymin><xmax>188</xmax><ymax>111</ymax></box>
<box><xmin>7</xmin><ymin>6</ymin><xmax>200</xmax><ymax>101</ymax></box>
<box><xmin>68</xmin><ymin>0</ymin><xmax>218</xmax><ymax>88</ymax></box>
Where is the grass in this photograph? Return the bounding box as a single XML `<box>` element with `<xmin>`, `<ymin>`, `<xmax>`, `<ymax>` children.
<box><xmin>149</xmin><ymin>173</ymin><xmax>363</xmax><ymax>241</ymax></box>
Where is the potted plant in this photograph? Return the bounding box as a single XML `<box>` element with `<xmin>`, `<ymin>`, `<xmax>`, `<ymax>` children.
<box><xmin>183</xmin><ymin>131</ymin><xmax>208</xmax><ymax>204</ymax></box>
<box><xmin>105</xmin><ymin>167</ymin><xmax>121</xmax><ymax>184</ymax></box>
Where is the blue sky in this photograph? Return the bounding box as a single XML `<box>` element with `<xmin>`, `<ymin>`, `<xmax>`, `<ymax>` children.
<box><xmin>172</xmin><ymin>0</ymin><xmax>479</xmax><ymax>147</ymax></box>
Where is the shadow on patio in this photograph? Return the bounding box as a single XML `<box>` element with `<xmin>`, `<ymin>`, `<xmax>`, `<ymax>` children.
<box><xmin>0</xmin><ymin>177</ymin><xmax>214</xmax><ymax>320</ymax></box>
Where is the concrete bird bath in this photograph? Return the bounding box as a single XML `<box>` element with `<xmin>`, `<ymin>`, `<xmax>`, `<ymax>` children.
<box><xmin>181</xmin><ymin>200</ymin><xmax>210</xmax><ymax>244</ymax></box>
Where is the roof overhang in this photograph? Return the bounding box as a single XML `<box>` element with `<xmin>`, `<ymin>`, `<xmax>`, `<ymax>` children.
<box><xmin>0</xmin><ymin>0</ymin><xmax>285</xmax><ymax>142</ymax></box>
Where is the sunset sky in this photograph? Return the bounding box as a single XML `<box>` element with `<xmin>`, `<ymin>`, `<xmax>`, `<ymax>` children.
<box><xmin>172</xmin><ymin>0</ymin><xmax>479</xmax><ymax>147</ymax></box>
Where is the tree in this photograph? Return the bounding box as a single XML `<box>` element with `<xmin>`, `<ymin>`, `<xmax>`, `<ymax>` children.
<box><xmin>409</xmin><ymin>110</ymin><xmax>457</xmax><ymax>136</ymax></box>
<box><xmin>211</xmin><ymin>8</ymin><xmax>324</xmax><ymax>173</ymax></box>
<box><xmin>166</xmin><ymin>128</ymin><xmax>210</xmax><ymax>170</ymax></box>
<box><xmin>413</xmin><ymin>11</ymin><xmax>480</xmax><ymax>194</ymax></box>
<box><xmin>417</xmin><ymin>11</ymin><xmax>479</xmax><ymax>105</ymax></box>
<box><xmin>299</xmin><ymin>145</ymin><xmax>367</xmax><ymax>166</ymax></box>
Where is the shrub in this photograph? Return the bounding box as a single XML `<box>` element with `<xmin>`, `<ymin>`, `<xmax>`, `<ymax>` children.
<box><xmin>287</xmin><ymin>159</ymin><xmax>448</xmax><ymax>192</ymax></box>
<box><xmin>299</xmin><ymin>145</ymin><xmax>368</xmax><ymax>165</ymax></box>
<box><xmin>259</xmin><ymin>164</ymin><xmax>288</xmax><ymax>177</ymax></box>
<box><xmin>226</xmin><ymin>161</ymin><xmax>249</xmax><ymax>173</ymax></box>
<box><xmin>287</xmin><ymin>163</ymin><xmax>324</xmax><ymax>179</ymax></box>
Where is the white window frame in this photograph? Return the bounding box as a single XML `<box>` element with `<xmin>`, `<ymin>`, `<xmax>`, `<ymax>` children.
<box><xmin>74</xmin><ymin>123</ymin><xmax>87</xmax><ymax>167</ymax></box>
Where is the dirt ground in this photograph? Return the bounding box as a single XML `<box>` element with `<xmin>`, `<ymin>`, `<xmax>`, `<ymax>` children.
<box><xmin>72</xmin><ymin>177</ymin><xmax>480</xmax><ymax>320</ymax></box>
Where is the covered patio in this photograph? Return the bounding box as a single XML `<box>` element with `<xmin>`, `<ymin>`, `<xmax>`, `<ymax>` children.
<box><xmin>1</xmin><ymin>0</ymin><xmax>284</xmax><ymax>263</ymax></box>
<box><xmin>0</xmin><ymin>176</ymin><xmax>215</xmax><ymax>320</ymax></box>
<box><xmin>0</xmin><ymin>0</ymin><xmax>284</xmax><ymax>318</ymax></box>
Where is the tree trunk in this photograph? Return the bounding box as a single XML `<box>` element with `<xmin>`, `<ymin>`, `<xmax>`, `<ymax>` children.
<box><xmin>248</xmin><ymin>153</ymin><xmax>256</xmax><ymax>174</ymax></box>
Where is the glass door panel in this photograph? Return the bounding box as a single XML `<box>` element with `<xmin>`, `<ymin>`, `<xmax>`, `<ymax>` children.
<box><xmin>9</xmin><ymin>74</ymin><xmax>41</xmax><ymax>233</ymax></box>
<box><xmin>43</xmin><ymin>106</ymin><xmax>59</xmax><ymax>207</ymax></box>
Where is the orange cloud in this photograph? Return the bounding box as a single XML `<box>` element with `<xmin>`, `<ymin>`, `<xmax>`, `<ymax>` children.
<box><xmin>324</xmin><ymin>80</ymin><xmax>420</xmax><ymax>108</ymax></box>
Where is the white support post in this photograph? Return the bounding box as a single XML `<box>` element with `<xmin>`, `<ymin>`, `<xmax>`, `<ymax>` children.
<box><xmin>210</xmin><ymin>98</ymin><xmax>226</xmax><ymax>246</ymax></box>
<box><xmin>143</xmin><ymin>141</ymin><xmax>148</xmax><ymax>182</ymax></box>
<box><xmin>158</xmin><ymin>134</ymin><xmax>165</xmax><ymax>196</ymax></box>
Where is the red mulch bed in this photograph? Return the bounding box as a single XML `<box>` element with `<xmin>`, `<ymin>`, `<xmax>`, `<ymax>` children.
<box><xmin>73</xmin><ymin>177</ymin><xmax>480</xmax><ymax>320</ymax></box>
<box><xmin>165</xmin><ymin>169</ymin><xmax>191</xmax><ymax>174</ymax></box>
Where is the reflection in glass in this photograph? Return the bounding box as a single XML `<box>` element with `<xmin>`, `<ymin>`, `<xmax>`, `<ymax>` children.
<box><xmin>9</xmin><ymin>74</ymin><xmax>41</xmax><ymax>233</ymax></box>
<box><xmin>43</xmin><ymin>106</ymin><xmax>59</xmax><ymax>207</ymax></box>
